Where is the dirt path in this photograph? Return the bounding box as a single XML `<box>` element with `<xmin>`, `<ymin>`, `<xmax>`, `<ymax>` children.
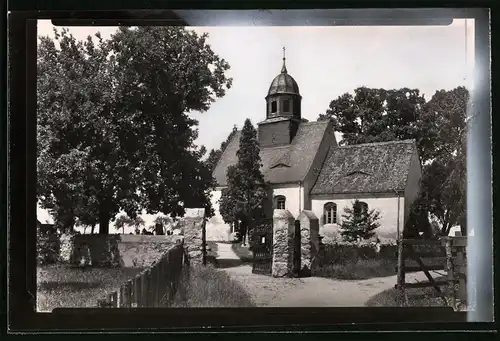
<box><xmin>216</xmin><ymin>243</ymin><xmax>436</xmax><ymax>307</ymax></box>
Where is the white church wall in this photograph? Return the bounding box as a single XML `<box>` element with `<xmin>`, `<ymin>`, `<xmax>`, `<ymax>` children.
<box><xmin>205</xmin><ymin>188</ymin><xmax>232</xmax><ymax>241</ymax></box>
<box><xmin>311</xmin><ymin>193</ymin><xmax>406</xmax><ymax>241</ymax></box>
<box><xmin>272</xmin><ymin>184</ymin><xmax>303</xmax><ymax>219</ymax></box>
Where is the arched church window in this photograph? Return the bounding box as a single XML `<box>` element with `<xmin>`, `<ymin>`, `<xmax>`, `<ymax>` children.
<box><xmin>271</xmin><ymin>100</ymin><xmax>277</xmax><ymax>114</ymax></box>
<box><xmin>324</xmin><ymin>202</ymin><xmax>337</xmax><ymax>224</ymax></box>
<box><xmin>275</xmin><ymin>196</ymin><xmax>286</xmax><ymax>210</ymax></box>
<box><xmin>353</xmin><ymin>201</ymin><xmax>369</xmax><ymax>217</ymax></box>
<box><xmin>283</xmin><ymin>99</ymin><xmax>290</xmax><ymax>112</ymax></box>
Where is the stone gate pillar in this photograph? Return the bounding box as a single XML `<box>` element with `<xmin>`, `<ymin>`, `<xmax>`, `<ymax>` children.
<box><xmin>272</xmin><ymin>209</ymin><xmax>295</xmax><ymax>277</ymax></box>
<box><xmin>183</xmin><ymin>208</ymin><xmax>206</xmax><ymax>265</ymax></box>
<box><xmin>298</xmin><ymin>210</ymin><xmax>320</xmax><ymax>276</ymax></box>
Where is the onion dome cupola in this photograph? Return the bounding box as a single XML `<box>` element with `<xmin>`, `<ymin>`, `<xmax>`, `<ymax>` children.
<box><xmin>265</xmin><ymin>47</ymin><xmax>302</xmax><ymax>120</ymax></box>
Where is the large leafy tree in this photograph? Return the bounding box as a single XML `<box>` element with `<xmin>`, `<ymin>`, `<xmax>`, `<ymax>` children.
<box><xmin>318</xmin><ymin>87</ymin><xmax>426</xmax><ymax>157</ymax></box>
<box><xmin>37</xmin><ymin>27</ymin><xmax>232</xmax><ymax>234</ymax></box>
<box><xmin>417</xmin><ymin>88</ymin><xmax>468</xmax><ymax>235</ymax></box>
<box><xmin>219</xmin><ymin>119</ymin><xmax>269</xmax><ymax>244</ymax></box>
<box><xmin>319</xmin><ymin>86</ymin><xmax>468</xmax><ymax>236</ymax></box>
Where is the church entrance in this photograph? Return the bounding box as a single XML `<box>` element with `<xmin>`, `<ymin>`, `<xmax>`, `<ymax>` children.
<box><xmin>251</xmin><ymin>218</ymin><xmax>273</xmax><ymax>275</ymax></box>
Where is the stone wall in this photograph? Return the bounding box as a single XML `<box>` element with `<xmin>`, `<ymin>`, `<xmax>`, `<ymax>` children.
<box><xmin>182</xmin><ymin>208</ymin><xmax>206</xmax><ymax>265</ymax></box>
<box><xmin>272</xmin><ymin>209</ymin><xmax>295</xmax><ymax>277</ymax></box>
<box><xmin>60</xmin><ymin>233</ymin><xmax>182</xmax><ymax>268</ymax></box>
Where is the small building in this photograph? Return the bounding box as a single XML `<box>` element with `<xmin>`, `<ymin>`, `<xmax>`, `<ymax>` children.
<box><xmin>207</xmin><ymin>52</ymin><xmax>422</xmax><ymax>242</ymax></box>
<box><xmin>310</xmin><ymin>140</ymin><xmax>421</xmax><ymax>240</ymax></box>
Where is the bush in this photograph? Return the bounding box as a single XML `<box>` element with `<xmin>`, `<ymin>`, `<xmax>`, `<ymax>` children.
<box><xmin>315</xmin><ymin>237</ymin><xmax>398</xmax><ymax>280</ymax></box>
<box><xmin>172</xmin><ymin>265</ymin><xmax>255</xmax><ymax>307</ymax></box>
<box><xmin>319</xmin><ymin>238</ymin><xmax>397</xmax><ymax>266</ymax></box>
<box><xmin>37</xmin><ymin>224</ymin><xmax>60</xmax><ymax>265</ymax></box>
<box><xmin>314</xmin><ymin>258</ymin><xmax>397</xmax><ymax>280</ymax></box>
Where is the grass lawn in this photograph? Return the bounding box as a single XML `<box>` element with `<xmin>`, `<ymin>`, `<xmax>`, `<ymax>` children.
<box><xmin>365</xmin><ymin>286</ymin><xmax>448</xmax><ymax>307</ymax></box>
<box><xmin>37</xmin><ymin>264</ymin><xmax>143</xmax><ymax>312</ymax></box>
<box><xmin>206</xmin><ymin>241</ymin><xmax>219</xmax><ymax>265</ymax></box>
<box><xmin>172</xmin><ymin>264</ymin><xmax>255</xmax><ymax>307</ymax></box>
<box><xmin>314</xmin><ymin>259</ymin><xmax>397</xmax><ymax>280</ymax></box>
<box><xmin>231</xmin><ymin>242</ymin><xmax>253</xmax><ymax>263</ymax></box>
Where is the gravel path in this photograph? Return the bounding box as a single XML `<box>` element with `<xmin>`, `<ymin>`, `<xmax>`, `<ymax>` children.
<box><xmin>216</xmin><ymin>243</ymin><xmax>433</xmax><ymax>307</ymax></box>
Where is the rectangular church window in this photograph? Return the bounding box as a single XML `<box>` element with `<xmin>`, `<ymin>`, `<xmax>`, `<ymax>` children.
<box><xmin>271</xmin><ymin>100</ymin><xmax>277</xmax><ymax>113</ymax></box>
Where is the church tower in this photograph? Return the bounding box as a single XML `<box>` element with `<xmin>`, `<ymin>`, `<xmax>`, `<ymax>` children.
<box><xmin>258</xmin><ymin>48</ymin><xmax>302</xmax><ymax>148</ymax></box>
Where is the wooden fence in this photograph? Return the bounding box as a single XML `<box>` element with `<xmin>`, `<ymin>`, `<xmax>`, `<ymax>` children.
<box><xmin>96</xmin><ymin>241</ymin><xmax>189</xmax><ymax>308</ymax></box>
<box><xmin>396</xmin><ymin>232</ymin><xmax>467</xmax><ymax>310</ymax></box>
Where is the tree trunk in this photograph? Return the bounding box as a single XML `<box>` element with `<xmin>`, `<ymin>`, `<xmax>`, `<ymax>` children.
<box><xmin>91</xmin><ymin>225</ymin><xmax>95</xmax><ymax>234</ymax></box>
<box><xmin>241</xmin><ymin>221</ymin><xmax>248</xmax><ymax>246</ymax></box>
<box><xmin>99</xmin><ymin>209</ymin><xmax>110</xmax><ymax>235</ymax></box>
<box><xmin>459</xmin><ymin>213</ymin><xmax>467</xmax><ymax>236</ymax></box>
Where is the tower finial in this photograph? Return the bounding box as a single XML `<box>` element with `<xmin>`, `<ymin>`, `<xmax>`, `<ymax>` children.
<box><xmin>281</xmin><ymin>46</ymin><xmax>288</xmax><ymax>73</ymax></box>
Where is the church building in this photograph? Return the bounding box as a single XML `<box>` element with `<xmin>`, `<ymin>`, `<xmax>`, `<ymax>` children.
<box><xmin>206</xmin><ymin>52</ymin><xmax>422</xmax><ymax>242</ymax></box>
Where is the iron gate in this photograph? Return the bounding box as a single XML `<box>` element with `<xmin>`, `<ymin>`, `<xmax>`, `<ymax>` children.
<box><xmin>251</xmin><ymin>218</ymin><xmax>273</xmax><ymax>275</ymax></box>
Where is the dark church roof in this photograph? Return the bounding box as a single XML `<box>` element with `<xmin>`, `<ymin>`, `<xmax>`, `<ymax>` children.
<box><xmin>267</xmin><ymin>57</ymin><xmax>300</xmax><ymax>97</ymax></box>
<box><xmin>268</xmin><ymin>73</ymin><xmax>300</xmax><ymax>96</ymax></box>
<box><xmin>213</xmin><ymin>121</ymin><xmax>331</xmax><ymax>186</ymax></box>
<box><xmin>311</xmin><ymin>140</ymin><xmax>417</xmax><ymax>195</ymax></box>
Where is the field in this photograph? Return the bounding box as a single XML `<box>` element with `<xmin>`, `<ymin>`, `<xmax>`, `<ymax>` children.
<box><xmin>172</xmin><ymin>264</ymin><xmax>256</xmax><ymax>307</ymax></box>
<box><xmin>37</xmin><ymin>264</ymin><xmax>144</xmax><ymax>311</ymax></box>
<box><xmin>37</xmin><ymin>241</ymin><xmax>255</xmax><ymax>310</ymax></box>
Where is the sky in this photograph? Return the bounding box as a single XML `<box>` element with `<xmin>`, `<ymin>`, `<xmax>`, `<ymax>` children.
<box><xmin>36</xmin><ymin>19</ymin><xmax>475</xmax><ymax>232</ymax></box>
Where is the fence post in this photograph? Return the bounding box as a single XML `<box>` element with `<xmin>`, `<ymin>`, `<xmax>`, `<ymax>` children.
<box><xmin>157</xmin><ymin>257</ymin><xmax>163</xmax><ymax>307</ymax></box>
<box><xmin>149</xmin><ymin>266</ymin><xmax>156</xmax><ymax>308</ymax></box>
<box><xmin>112</xmin><ymin>291</ymin><xmax>118</xmax><ymax>308</ymax></box>
<box><xmin>123</xmin><ymin>280</ymin><xmax>132</xmax><ymax>308</ymax></box>
<box><xmin>396</xmin><ymin>239</ymin><xmax>407</xmax><ymax>305</ymax></box>
<box><xmin>119</xmin><ymin>285</ymin><xmax>125</xmax><ymax>308</ymax></box>
<box><xmin>444</xmin><ymin>237</ymin><xmax>456</xmax><ymax>309</ymax></box>
<box><xmin>134</xmin><ymin>275</ymin><xmax>142</xmax><ymax>308</ymax></box>
<box><xmin>156</xmin><ymin>260</ymin><xmax>162</xmax><ymax>307</ymax></box>
<box><xmin>161</xmin><ymin>253</ymin><xmax>168</xmax><ymax>306</ymax></box>
<box><xmin>456</xmin><ymin>247</ymin><xmax>466</xmax><ymax>304</ymax></box>
<box><xmin>141</xmin><ymin>269</ymin><xmax>150</xmax><ymax>308</ymax></box>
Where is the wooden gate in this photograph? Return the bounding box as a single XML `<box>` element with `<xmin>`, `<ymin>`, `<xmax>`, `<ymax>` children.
<box><xmin>396</xmin><ymin>238</ymin><xmax>448</xmax><ymax>305</ymax></box>
<box><xmin>251</xmin><ymin>218</ymin><xmax>273</xmax><ymax>275</ymax></box>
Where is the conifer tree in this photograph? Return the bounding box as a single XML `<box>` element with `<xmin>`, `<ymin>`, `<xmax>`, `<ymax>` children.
<box><xmin>206</xmin><ymin>125</ymin><xmax>238</xmax><ymax>173</ymax></box>
<box><xmin>219</xmin><ymin>119</ymin><xmax>269</xmax><ymax>244</ymax></box>
<box><xmin>340</xmin><ymin>200</ymin><xmax>381</xmax><ymax>242</ymax></box>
